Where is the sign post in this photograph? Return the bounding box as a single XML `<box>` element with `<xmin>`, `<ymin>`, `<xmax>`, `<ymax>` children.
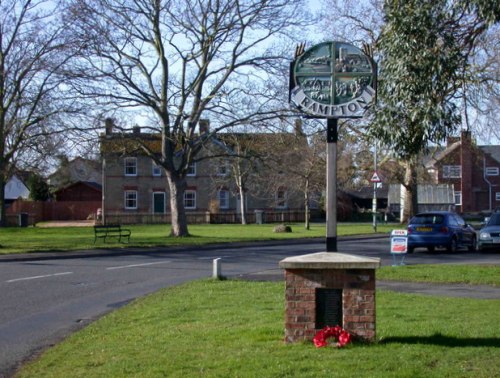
<box><xmin>290</xmin><ymin>41</ymin><xmax>377</xmax><ymax>252</ymax></box>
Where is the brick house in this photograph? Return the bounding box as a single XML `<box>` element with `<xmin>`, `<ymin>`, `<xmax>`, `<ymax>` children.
<box><xmin>100</xmin><ymin>121</ymin><xmax>307</xmax><ymax>224</ymax></box>
<box><xmin>424</xmin><ymin>131</ymin><xmax>500</xmax><ymax>214</ymax></box>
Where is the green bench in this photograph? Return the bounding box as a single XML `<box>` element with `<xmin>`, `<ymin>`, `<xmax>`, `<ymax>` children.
<box><xmin>94</xmin><ymin>224</ymin><xmax>131</xmax><ymax>243</ymax></box>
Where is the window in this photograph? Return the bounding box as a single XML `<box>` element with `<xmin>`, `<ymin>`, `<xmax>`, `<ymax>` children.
<box><xmin>454</xmin><ymin>191</ymin><xmax>462</xmax><ymax>206</ymax></box>
<box><xmin>184</xmin><ymin>190</ymin><xmax>196</xmax><ymax>209</ymax></box>
<box><xmin>124</xmin><ymin>157</ymin><xmax>137</xmax><ymax>176</ymax></box>
<box><xmin>124</xmin><ymin>190</ymin><xmax>138</xmax><ymax>209</ymax></box>
<box><xmin>443</xmin><ymin>165</ymin><xmax>461</xmax><ymax>178</ymax></box>
<box><xmin>276</xmin><ymin>188</ymin><xmax>288</xmax><ymax>209</ymax></box>
<box><xmin>495</xmin><ymin>192</ymin><xmax>500</xmax><ymax>201</ymax></box>
<box><xmin>217</xmin><ymin>163</ymin><xmax>229</xmax><ymax>176</ymax></box>
<box><xmin>187</xmin><ymin>162</ymin><xmax>196</xmax><ymax>176</ymax></box>
<box><xmin>486</xmin><ymin>167</ymin><xmax>499</xmax><ymax>176</ymax></box>
<box><xmin>218</xmin><ymin>190</ymin><xmax>229</xmax><ymax>209</ymax></box>
<box><xmin>152</xmin><ymin>161</ymin><xmax>162</xmax><ymax>177</ymax></box>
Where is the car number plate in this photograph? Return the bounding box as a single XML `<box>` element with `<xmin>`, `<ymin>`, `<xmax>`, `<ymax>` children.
<box><xmin>416</xmin><ymin>227</ymin><xmax>432</xmax><ymax>232</ymax></box>
<box><xmin>492</xmin><ymin>238</ymin><xmax>500</xmax><ymax>244</ymax></box>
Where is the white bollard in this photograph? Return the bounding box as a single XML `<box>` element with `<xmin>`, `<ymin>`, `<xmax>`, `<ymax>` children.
<box><xmin>212</xmin><ymin>258</ymin><xmax>222</xmax><ymax>279</ymax></box>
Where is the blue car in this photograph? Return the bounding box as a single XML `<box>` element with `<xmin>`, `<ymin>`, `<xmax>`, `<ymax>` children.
<box><xmin>407</xmin><ymin>211</ymin><xmax>476</xmax><ymax>253</ymax></box>
<box><xmin>478</xmin><ymin>212</ymin><xmax>500</xmax><ymax>251</ymax></box>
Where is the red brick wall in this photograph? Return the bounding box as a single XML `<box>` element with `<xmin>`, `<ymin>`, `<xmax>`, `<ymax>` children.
<box><xmin>284</xmin><ymin>268</ymin><xmax>376</xmax><ymax>343</ymax></box>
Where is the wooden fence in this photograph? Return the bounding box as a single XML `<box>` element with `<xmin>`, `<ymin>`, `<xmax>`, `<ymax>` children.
<box><xmin>6</xmin><ymin>199</ymin><xmax>101</xmax><ymax>225</ymax></box>
<box><xmin>103</xmin><ymin>210</ymin><xmax>307</xmax><ymax>225</ymax></box>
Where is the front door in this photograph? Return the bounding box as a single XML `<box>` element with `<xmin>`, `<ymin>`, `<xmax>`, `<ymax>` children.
<box><xmin>153</xmin><ymin>192</ymin><xmax>166</xmax><ymax>214</ymax></box>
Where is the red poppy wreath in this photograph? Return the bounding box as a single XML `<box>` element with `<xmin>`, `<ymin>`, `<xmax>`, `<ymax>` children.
<box><xmin>313</xmin><ymin>325</ymin><xmax>352</xmax><ymax>348</ymax></box>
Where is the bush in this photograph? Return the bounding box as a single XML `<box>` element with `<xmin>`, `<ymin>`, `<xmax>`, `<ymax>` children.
<box><xmin>273</xmin><ymin>224</ymin><xmax>292</xmax><ymax>233</ymax></box>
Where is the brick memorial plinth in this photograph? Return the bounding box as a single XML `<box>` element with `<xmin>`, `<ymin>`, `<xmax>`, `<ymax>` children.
<box><xmin>279</xmin><ymin>252</ymin><xmax>381</xmax><ymax>343</ymax></box>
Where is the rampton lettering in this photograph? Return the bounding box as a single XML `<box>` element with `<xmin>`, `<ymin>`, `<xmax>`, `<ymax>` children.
<box><xmin>291</xmin><ymin>86</ymin><xmax>375</xmax><ymax>118</ymax></box>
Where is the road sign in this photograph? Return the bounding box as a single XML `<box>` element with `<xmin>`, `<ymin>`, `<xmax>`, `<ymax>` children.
<box><xmin>370</xmin><ymin>172</ymin><xmax>381</xmax><ymax>183</ymax></box>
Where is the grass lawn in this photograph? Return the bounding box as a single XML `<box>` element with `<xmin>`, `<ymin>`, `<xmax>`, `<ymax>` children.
<box><xmin>0</xmin><ymin>223</ymin><xmax>396</xmax><ymax>255</ymax></box>
<box><xmin>377</xmin><ymin>264</ymin><xmax>500</xmax><ymax>286</ymax></box>
<box><xmin>17</xmin><ymin>278</ymin><xmax>500</xmax><ymax>378</ymax></box>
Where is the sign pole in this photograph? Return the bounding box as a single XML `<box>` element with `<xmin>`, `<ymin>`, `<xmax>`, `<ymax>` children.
<box><xmin>289</xmin><ymin>41</ymin><xmax>377</xmax><ymax>253</ymax></box>
<box><xmin>373</xmin><ymin>141</ymin><xmax>378</xmax><ymax>232</ymax></box>
<box><xmin>326</xmin><ymin>118</ymin><xmax>338</xmax><ymax>252</ymax></box>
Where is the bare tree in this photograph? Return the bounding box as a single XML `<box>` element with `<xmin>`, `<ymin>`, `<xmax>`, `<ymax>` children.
<box><xmin>0</xmin><ymin>0</ymin><xmax>81</xmax><ymax>226</ymax></box>
<box><xmin>208</xmin><ymin>132</ymin><xmax>263</xmax><ymax>225</ymax></box>
<box><xmin>66</xmin><ymin>0</ymin><xmax>309</xmax><ymax>236</ymax></box>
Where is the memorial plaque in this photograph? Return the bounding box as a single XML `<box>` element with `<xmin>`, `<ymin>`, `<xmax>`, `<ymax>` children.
<box><xmin>315</xmin><ymin>288</ymin><xmax>343</xmax><ymax>328</ymax></box>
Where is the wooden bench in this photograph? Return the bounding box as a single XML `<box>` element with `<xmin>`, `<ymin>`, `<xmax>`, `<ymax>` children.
<box><xmin>94</xmin><ymin>224</ymin><xmax>131</xmax><ymax>243</ymax></box>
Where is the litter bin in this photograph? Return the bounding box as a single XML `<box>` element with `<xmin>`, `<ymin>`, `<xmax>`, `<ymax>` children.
<box><xmin>255</xmin><ymin>210</ymin><xmax>264</xmax><ymax>225</ymax></box>
<box><xmin>18</xmin><ymin>213</ymin><xmax>29</xmax><ymax>227</ymax></box>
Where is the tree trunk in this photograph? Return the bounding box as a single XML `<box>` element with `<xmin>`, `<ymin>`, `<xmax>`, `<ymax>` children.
<box><xmin>166</xmin><ymin>173</ymin><xmax>189</xmax><ymax>237</ymax></box>
<box><xmin>239</xmin><ymin>184</ymin><xmax>247</xmax><ymax>225</ymax></box>
<box><xmin>304</xmin><ymin>178</ymin><xmax>310</xmax><ymax>230</ymax></box>
<box><xmin>0</xmin><ymin>175</ymin><xmax>5</xmax><ymax>227</ymax></box>
<box><xmin>401</xmin><ymin>159</ymin><xmax>418</xmax><ymax>223</ymax></box>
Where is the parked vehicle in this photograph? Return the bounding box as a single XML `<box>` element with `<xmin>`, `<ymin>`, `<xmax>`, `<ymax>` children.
<box><xmin>478</xmin><ymin>212</ymin><xmax>500</xmax><ymax>252</ymax></box>
<box><xmin>407</xmin><ymin>211</ymin><xmax>476</xmax><ymax>253</ymax></box>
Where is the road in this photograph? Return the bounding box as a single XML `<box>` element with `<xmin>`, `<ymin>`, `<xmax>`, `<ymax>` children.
<box><xmin>1</xmin><ymin>236</ymin><xmax>498</xmax><ymax>377</ymax></box>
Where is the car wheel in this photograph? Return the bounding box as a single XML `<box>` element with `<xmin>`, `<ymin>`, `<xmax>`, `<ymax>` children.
<box><xmin>468</xmin><ymin>236</ymin><xmax>477</xmax><ymax>252</ymax></box>
<box><xmin>447</xmin><ymin>237</ymin><xmax>458</xmax><ymax>253</ymax></box>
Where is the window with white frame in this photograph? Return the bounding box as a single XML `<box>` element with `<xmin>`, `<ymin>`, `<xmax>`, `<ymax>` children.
<box><xmin>276</xmin><ymin>188</ymin><xmax>288</xmax><ymax>209</ymax></box>
<box><xmin>124</xmin><ymin>190</ymin><xmax>138</xmax><ymax>209</ymax></box>
<box><xmin>152</xmin><ymin>161</ymin><xmax>162</xmax><ymax>176</ymax></box>
<box><xmin>187</xmin><ymin>162</ymin><xmax>196</xmax><ymax>176</ymax></box>
<box><xmin>496</xmin><ymin>192</ymin><xmax>500</xmax><ymax>201</ymax></box>
<box><xmin>218</xmin><ymin>190</ymin><xmax>229</xmax><ymax>209</ymax></box>
<box><xmin>184</xmin><ymin>190</ymin><xmax>196</xmax><ymax>209</ymax></box>
<box><xmin>443</xmin><ymin>165</ymin><xmax>461</xmax><ymax>178</ymax></box>
<box><xmin>454</xmin><ymin>191</ymin><xmax>462</xmax><ymax>206</ymax></box>
<box><xmin>124</xmin><ymin>157</ymin><xmax>137</xmax><ymax>176</ymax></box>
<box><xmin>486</xmin><ymin>167</ymin><xmax>499</xmax><ymax>176</ymax></box>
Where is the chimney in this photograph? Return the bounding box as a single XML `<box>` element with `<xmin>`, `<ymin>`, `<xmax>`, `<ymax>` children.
<box><xmin>199</xmin><ymin>119</ymin><xmax>210</xmax><ymax>134</ymax></box>
<box><xmin>105</xmin><ymin>118</ymin><xmax>114</xmax><ymax>135</ymax></box>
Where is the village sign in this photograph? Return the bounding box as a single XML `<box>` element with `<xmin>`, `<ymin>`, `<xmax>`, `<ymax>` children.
<box><xmin>290</xmin><ymin>41</ymin><xmax>377</xmax><ymax>252</ymax></box>
<box><xmin>290</xmin><ymin>41</ymin><xmax>376</xmax><ymax>119</ymax></box>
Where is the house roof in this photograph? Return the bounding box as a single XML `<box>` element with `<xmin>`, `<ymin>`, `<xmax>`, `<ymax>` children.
<box><xmin>344</xmin><ymin>186</ymin><xmax>388</xmax><ymax>200</ymax></box>
<box><xmin>54</xmin><ymin>181</ymin><xmax>102</xmax><ymax>194</ymax></box>
<box><xmin>5</xmin><ymin>174</ymin><xmax>30</xmax><ymax>200</ymax></box>
<box><xmin>423</xmin><ymin>142</ymin><xmax>460</xmax><ymax>169</ymax></box>
<box><xmin>424</xmin><ymin>132</ymin><xmax>500</xmax><ymax>168</ymax></box>
<box><xmin>100</xmin><ymin>133</ymin><xmax>162</xmax><ymax>154</ymax></box>
<box><xmin>100</xmin><ymin>130</ymin><xmax>306</xmax><ymax>157</ymax></box>
<box><xmin>49</xmin><ymin>157</ymin><xmax>102</xmax><ymax>188</ymax></box>
<box><xmin>479</xmin><ymin>145</ymin><xmax>500</xmax><ymax>164</ymax></box>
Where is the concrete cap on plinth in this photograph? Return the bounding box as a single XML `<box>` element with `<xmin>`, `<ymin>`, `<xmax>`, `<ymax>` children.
<box><xmin>279</xmin><ymin>252</ymin><xmax>381</xmax><ymax>270</ymax></box>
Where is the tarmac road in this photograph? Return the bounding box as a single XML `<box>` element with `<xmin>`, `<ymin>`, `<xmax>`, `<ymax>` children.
<box><xmin>0</xmin><ymin>236</ymin><xmax>498</xmax><ymax>377</ymax></box>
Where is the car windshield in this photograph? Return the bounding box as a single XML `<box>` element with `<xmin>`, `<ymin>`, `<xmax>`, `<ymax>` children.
<box><xmin>487</xmin><ymin>214</ymin><xmax>500</xmax><ymax>226</ymax></box>
<box><xmin>411</xmin><ymin>214</ymin><xmax>444</xmax><ymax>225</ymax></box>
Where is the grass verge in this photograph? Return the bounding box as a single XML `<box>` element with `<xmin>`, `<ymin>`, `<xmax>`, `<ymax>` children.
<box><xmin>377</xmin><ymin>264</ymin><xmax>500</xmax><ymax>287</ymax></box>
<box><xmin>0</xmin><ymin>223</ymin><xmax>396</xmax><ymax>255</ymax></box>
<box><xmin>17</xmin><ymin>279</ymin><xmax>500</xmax><ymax>378</ymax></box>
